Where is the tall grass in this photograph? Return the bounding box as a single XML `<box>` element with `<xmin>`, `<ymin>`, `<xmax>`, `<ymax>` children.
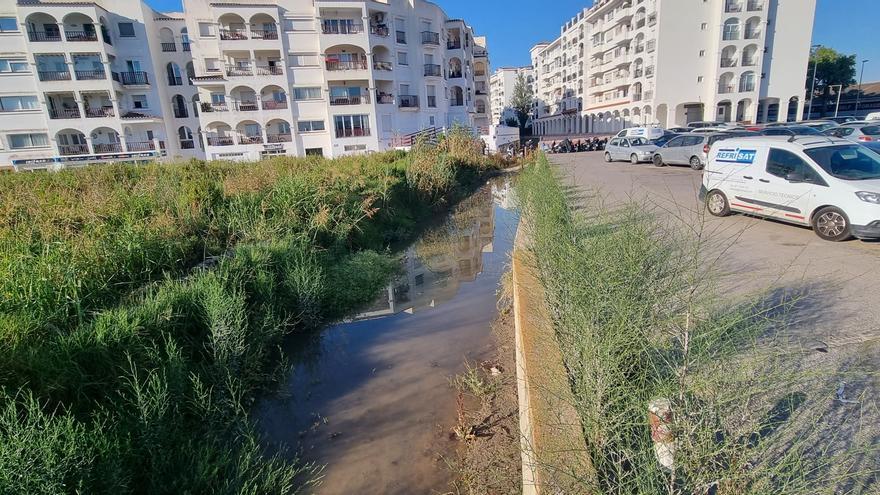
<box><xmin>0</xmin><ymin>140</ymin><xmax>500</xmax><ymax>493</ymax></box>
<box><xmin>516</xmin><ymin>155</ymin><xmax>877</xmax><ymax>494</ymax></box>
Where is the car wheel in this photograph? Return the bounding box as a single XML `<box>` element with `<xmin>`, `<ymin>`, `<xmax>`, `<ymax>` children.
<box><xmin>653</xmin><ymin>155</ymin><xmax>665</xmax><ymax>167</ymax></box>
<box><xmin>706</xmin><ymin>190</ymin><xmax>731</xmax><ymax>217</ymax></box>
<box><xmin>630</xmin><ymin>154</ymin><xmax>639</xmax><ymax>164</ymax></box>
<box><xmin>604</xmin><ymin>152</ymin><xmax>612</xmax><ymax>162</ymax></box>
<box><xmin>689</xmin><ymin>156</ymin><xmax>704</xmax><ymax>170</ymax></box>
<box><xmin>812</xmin><ymin>207</ymin><xmax>852</xmax><ymax>242</ymax></box>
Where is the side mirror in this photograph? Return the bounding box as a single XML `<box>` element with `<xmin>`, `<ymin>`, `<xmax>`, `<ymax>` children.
<box><xmin>786</xmin><ymin>172</ymin><xmax>805</xmax><ymax>183</ymax></box>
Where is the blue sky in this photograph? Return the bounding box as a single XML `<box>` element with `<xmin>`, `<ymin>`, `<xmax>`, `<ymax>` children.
<box><xmin>146</xmin><ymin>0</ymin><xmax>879</xmax><ymax>82</ymax></box>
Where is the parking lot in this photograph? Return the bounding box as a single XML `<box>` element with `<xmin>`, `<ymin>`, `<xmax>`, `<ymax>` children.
<box><xmin>550</xmin><ymin>151</ymin><xmax>880</xmax><ymax>362</ymax></box>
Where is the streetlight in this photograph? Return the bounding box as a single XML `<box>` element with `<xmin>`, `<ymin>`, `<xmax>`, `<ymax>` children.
<box><xmin>828</xmin><ymin>84</ymin><xmax>843</xmax><ymax>117</ymax></box>
<box><xmin>807</xmin><ymin>44</ymin><xmax>821</xmax><ymax>120</ymax></box>
<box><xmin>855</xmin><ymin>59</ymin><xmax>869</xmax><ymax>116</ymax></box>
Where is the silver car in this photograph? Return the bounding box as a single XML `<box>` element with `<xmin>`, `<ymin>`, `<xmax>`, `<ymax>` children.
<box><xmin>604</xmin><ymin>137</ymin><xmax>659</xmax><ymax>164</ymax></box>
<box><xmin>823</xmin><ymin>123</ymin><xmax>880</xmax><ymax>143</ymax></box>
<box><xmin>652</xmin><ymin>133</ymin><xmax>733</xmax><ymax>170</ymax></box>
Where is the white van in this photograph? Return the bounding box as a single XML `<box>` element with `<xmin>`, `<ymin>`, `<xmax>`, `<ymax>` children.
<box><xmin>701</xmin><ymin>136</ymin><xmax>880</xmax><ymax>241</ymax></box>
<box><xmin>866</xmin><ymin>112</ymin><xmax>880</xmax><ymax>121</ymax></box>
<box><xmin>615</xmin><ymin>126</ymin><xmax>667</xmax><ymax>140</ymax></box>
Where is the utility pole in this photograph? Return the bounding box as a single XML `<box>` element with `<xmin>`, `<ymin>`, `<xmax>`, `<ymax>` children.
<box><xmin>829</xmin><ymin>84</ymin><xmax>842</xmax><ymax>117</ymax></box>
<box><xmin>855</xmin><ymin>59</ymin><xmax>869</xmax><ymax>116</ymax></box>
<box><xmin>807</xmin><ymin>44</ymin><xmax>821</xmax><ymax>120</ymax></box>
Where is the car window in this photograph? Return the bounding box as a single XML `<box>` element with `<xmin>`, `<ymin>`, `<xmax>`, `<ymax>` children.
<box><xmin>665</xmin><ymin>136</ymin><xmax>685</xmax><ymax>147</ymax></box>
<box><xmin>629</xmin><ymin>137</ymin><xmax>649</xmax><ymax>146</ymax></box>
<box><xmin>762</xmin><ymin>128</ymin><xmax>792</xmax><ymax>136</ymax></box>
<box><xmin>609</xmin><ymin>139</ymin><xmax>619</xmax><ymax>146</ymax></box>
<box><xmin>621</xmin><ymin>139</ymin><xmax>630</xmax><ymax>147</ymax></box>
<box><xmin>767</xmin><ymin>149</ymin><xmax>824</xmax><ymax>183</ymax></box>
<box><xmin>684</xmin><ymin>136</ymin><xmax>703</xmax><ymax>146</ymax></box>
<box><xmin>805</xmin><ymin>145</ymin><xmax>880</xmax><ymax>180</ymax></box>
<box><xmin>862</xmin><ymin>126</ymin><xmax>880</xmax><ymax>136</ymax></box>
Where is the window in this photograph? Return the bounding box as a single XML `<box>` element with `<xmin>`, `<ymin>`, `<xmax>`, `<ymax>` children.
<box><xmin>132</xmin><ymin>94</ymin><xmax>148</xmax><ymax>109</ymax></box>
<box><xmin>0</xmin><ymin>96</ymin><xmax>38</xmax><ymax>112</ymax></box>
<box><xmin>699</xmin><ymin>50</ymin><xmax>705</xmax><ymax>57</ymax></box>
<box><xmin>805</xmin><ymin>145</ymin><xmax>880</xmax><ymax>181</ymax></box>
<box><xmin>8</xmin><ymin>133</ymin><xmax>49</xmax><ymax>149</ymax></box>
<box><xmin>198</xmin><ymin>22</ymin><xmax>214</xmax><ymax>37</ymax></box>
<box><xmin>398</xmin><ymin>51</ymin><xmax>408</xmax><ymax>65</ymax></box>
<box><xmin>205</xmin><ymin>58</ymin><xmax>221</xmax><ymax>72</ymax></box>
<box><xmin>293</xmin><ymin>87</ymin><xmax>322</xmax><ymax>100</ymax></box>
<box><xmin>0</xmin><ymin>17</ymin><xmax>18</xmax><ymax>32</ymax></box>
<box><xmin>701</xmin><ymin>23</ymin><xmax>708</xmax><ymax>30</ymax></box>
<box><xmin>118</xmin><ymin>23</ymin><xmax>135</xmax><ymax>38</ymax></box>
<box><xmin>666</xmin><ymin>136</ymin><xmax>686</xmax><ymax>147</ymax></box>
<box><xmin>211</xmin><ymin>93</ymin><xmax>226</xmax><ymax>105</ymax></box>
<box><xmin>305</xmin><ymin>147</ymin><xmax>323</xmax><ymax>156</ymax></box>
<box><xmin>334</xmin><ymin>114</ymin><xmax>370</xmax><ymax>137</ymax></box>
<box><xmin>298</xmin><ymin>120</ymin><xmax>325</xmax><ymax>132</ymax></box>
<box><xmin>766</xmin><ymin>148</ymin><xmax>818</xmax><ymax>181</ymax></box>
<box><xmin>429</xmin><ymin>116</ymin><xmax>435</xmax><ymax>126</ymax></box>
<box><xmin>0</xmin><ymin>59</ymin><xmax>29</xmax><ymax>73</ymax></box>
<box><xmin>697</xmin><ymin>76</ymin><xmax>704</xmax><ymax>83</ymax></box>
<box><xmin>396</xmin><ymin>30</ymin><xmax>406</xmax><ymax>43</ymax></box>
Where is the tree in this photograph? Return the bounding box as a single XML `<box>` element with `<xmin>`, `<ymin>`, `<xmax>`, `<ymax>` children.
<box><xmin>509</xmin><ymin>72</ymin><xmax>534</xmax><ymax>130</ymax></box>
<box><xmin>806</xmin><ymin>47</ymin><xmax>856</xmax><ymax>99</ymax></box>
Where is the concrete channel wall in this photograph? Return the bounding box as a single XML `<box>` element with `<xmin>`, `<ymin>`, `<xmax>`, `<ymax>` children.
<box><xmin>512</xmin><ymin>226</ymin><xmax>593</xmax><ymax>494</ymax></box>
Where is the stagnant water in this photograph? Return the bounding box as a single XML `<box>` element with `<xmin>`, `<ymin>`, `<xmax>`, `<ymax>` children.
<box><xmin>255</xmin><ymin>178</ymin><xmax>519</xmax><ymax>494</ymax></box>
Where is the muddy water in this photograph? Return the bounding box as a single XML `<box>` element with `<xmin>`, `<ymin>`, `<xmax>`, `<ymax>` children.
<box><xmin>255</xmin><ymin>179</ymin><xmax>519</xmax><ymax>495</ymax></box>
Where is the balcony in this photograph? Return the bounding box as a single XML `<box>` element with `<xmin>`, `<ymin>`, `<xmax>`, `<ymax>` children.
<box><xmin>28</xmin><ymin>31</ymin><xmax>62</xmax><ymax>42</ymax></box>
<box><xmin>424</xmin><ymin>64</ymin><xmax>441</xmax><ymax>77</ymax></box>
<box><xmin>322</xmin><ymin>21</ymin><xmax>364</xmax><ymax>35</ymax></box>
<box><xmin>721</xmin><ymin>58</ymin><xmax>737</xmax><ymax>68</ymax></box>
<box><xmin>373</xmin><ymin>61</ymin><xmax>393</xmax><ymax>71</ymax></box>
<box><xmin>49</xmin><ymin>108</ymin><xmax>81</xmax><ymax>120</ymax></box>
<box><xmin>448</xmin><ymin>70</ymin><xmax>463</xmax><ymax>79</ymax></box>
<box><xmin>632</xmin><ymin>93</ymin><xmax>642</xmax><ymax>102</ymax></box>
<box><xmin>330</xmin><ymin>95</ymin><xmax>369</xmax><ymax>105</ymax></box>
<box><xmin>325</xmin><ymin>60</ymin><xmax>368</xmax><ymax>71</ymax></box>
<box><xmin>119</xmin><ymin>72</ymin><xmax>149</xmax><ymax>85</ymax></box>
<box><xmin>447</xmin><ymin>40</ymin><xmax>461</xmax><ymax>50</ymax></box>
<box><xmin>255</xmin><ymin>66</ymin><xmax>283</xmax><ymax>76</ymax></box>
<box><xmin>161</xmin><ymin>42</ymin><xmax>177</xmax><ymax>52</ymax></box>
<box><xmin>646</xmin><ymin>40</ymin><xmax>656</xmax><ymax>52</ymax></box>
<box><xmin>226</xmin><ymin>66</ymin><xmax>253</xmax><ymax>77</ymax></box>
<box><xmin>207</xmin><ymin>137</ymin><xmax>234</xmax><ymax>146</ymax></box>
<box><xmin>745</xmin><ymin>29</ymin><xmax>761</xmax><ymax>40</ymax></box>
<box><xmin>645</xmin><ymin>65</ymin><xmax>655</xmax><ymax>77</ymax></box>
<box><xmin>220</xmin><ymin>29</ymin><xmax>247</xmax><ymax>40</ymax></box>
<box><xmin>718</xmin><ymin>85</ymin><xmax>735</xmax><ymax>94</ymax></box>
<box><xmin>261</xmin><ymin>100</ymin><xmax>288</xmax><ymax>110</ymax></box>
<box><xmin>336</xmin><ymin>127</ymin><xmax>370</xmax><ymax>138</ymax></box>
<box><xmin>238</xmin><ymin>135</ymin><xmax>263</xmax><ymax>145</ymax></box>
<box><xmin>38</xmin><ymin>70</ymin><xmax>71</xmax><ymax>81</ymax></box>
<box><xmin>376</xmin><ymin>92</ymin><xmax>394</xmax><ymax>104</ymax></box>
<box><xmin>748</xmin><ymin>0</ymin><xmax>764</xmax><ymax>10</ymax></box>
<box><xmin>634</xmin><ymin>44</ymin><xmax>645</xmax><ymax>54</ymax></box>
<box><xmin>85</xmin><ymin>107</ymin><xmax>114</xmax><ymax>118</ymax></box>
<box><xmin>398</xmin><ymin>95</ymin><xmax>419</xmax><ymax>108</ymax></box>
<box><xmin>233</xmin><ymin>101</ymin><xmax>259</xmax><ymax>112</ymax></box>
<box><xmin>740</xmin><ymin>82</ymin><xmax>755</xmax><ymax>92</ymax></box>
<box><xmin>251</xmin><ymin>29</ymin><xmax>278</xmax><ymax>40</ymax></box>
<box><xmin>370</xmin><ymin>25</ymin><xmax>390</xmax><ymax>37</ymax></box>
<box><xmin>180</xmin><ymin>140</ymin><xmax>195</xmax><ymax>149</ymax></box>
<box><xmin>725</xmin><ymin>1</ymin><xmax>744</xmax><ymax>12</ymax></box>
<box><xmin>59</xmin><ymin>144</ymin><xmax>89</xmax><ymax>155</ymax></box>
<box><xmin>201</xmin><ymin>103</ymin><xmax>229</xmax><ymax>112</ymax></box>
<box><xmin>75</xmin><ymin>69</ymin><xmax>106</xmax><ymax>80</ymax></box>
<box><xmin>421</xmin><ymin>31</ymin><xmax>440</xmax><ymax>45</ymax></box>
<box><xmin>182</xmin><ymin>42</ymin><xmax>191</xmax><ymax>52</ymax></box>
<box><xmin>168</xmin><ymin>76</ymin><xmax>183</xmax><ymax>86</ymax></box>
<box><xmin>126</xmin><ymin>141</ymin><xmax>156</xmax><ymax>152</ymax></box>
<box><xmin>648</xmin><ymin>14</ymin><xmax>657</xmax><ymax>26</ymax></box>
<box><xmin>267</xmin><ymin>133</ymin><xmax>292</xmax><ymax>143</ymax></box>
<box><xmin>450</xmin><ymin>99</ymin><xmax>464</xmax><ymax>107</ymax></box>
<box><xmin>66</xmin><ymin>31</ymin><xmax>98</xmax><ymax>42</ymax></box>
<box><xmin>742</xmin><ymin>58</ymin><xmax>757</xmax><ymax>67</ymax></box>
<box><xmin>173</xmin><ymin>107</ymin><xmax>189</xmax><ymax>118</ymax></box>
<box><xmin>94</xmin><ymin>143</ymin><xmax>123</xmax><ymax>153</ymax></box>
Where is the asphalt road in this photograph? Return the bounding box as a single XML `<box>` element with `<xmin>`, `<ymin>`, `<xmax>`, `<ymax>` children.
<box><xmin>550</xmin><ymin>151</ymin><xmax>880</xmax><ymax>364</ymax></box>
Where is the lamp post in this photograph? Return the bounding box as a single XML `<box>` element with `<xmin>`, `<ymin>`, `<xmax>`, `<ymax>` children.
<box><xmin>807</xmin><ymin>44</ymin><xmax>821</xmax><ymax>120</ymax></box>
<box><xmin>828</xmin><ymin>84</ymin><xmax>842</xmax><ymax>117</ymax></box>
<box><xmin>855</xmin><ymin>59</ymin><xmax>869</xmax><ymax>116</ymax></box>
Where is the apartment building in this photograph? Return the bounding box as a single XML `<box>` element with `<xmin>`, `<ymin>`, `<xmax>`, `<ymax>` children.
<box><xmin>489</xmin><ymin>66</ymin><xmax>534</xmax><ymax>125</ymax></box>
<box><xmin>0</xmin><ymin>0</ymin><xmax>488</xmax><ymax>169</ymax></box>
<box><xmin>530</xmin><ymin>0</ymin><xmax>816</xmax><ymax>136</ymax></box>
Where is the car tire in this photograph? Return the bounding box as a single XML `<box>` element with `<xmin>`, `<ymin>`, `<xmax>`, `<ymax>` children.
<box><xmin>653</xmin><ymin>155</ymin><xmax>666</xmax><ymax>167</ymax></box>
<box><xmin>812</xmin><ymin>207</ymin><xmax>853</xmax><ymax>242</ymax></box>
<box><xmin>604</xmin><ymin>152</ymin><xmax>612</xmax><ymax>162</ymax></box>
<box><xmin>706</xmin><ymin>190</ymin><xmax>731</xmax><ymax>217</ymax></box>
<box><xmin>689</xmin><ymin>156</ymin><xmax>704</xmax><ymax>170</ymax></box>
<box><xmin>630</xmin><ymin>154</ymin><xmax>640</xmax><ymax>164</ymax></box>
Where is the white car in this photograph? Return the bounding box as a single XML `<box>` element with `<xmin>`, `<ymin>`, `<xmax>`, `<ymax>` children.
<box><xmin>866</xmin><ymin>112</ymin><xmax>880</xmax><ymax>121</ymax></box>
<box><xmin>700</xmin><ymin>136</ymin><xmax>880</xmax><ymax>241</ymax></box>
<box><xmin>615</xmin><ymin>126</ymin><xmax>667</xmax><ymax>140</ymax></box>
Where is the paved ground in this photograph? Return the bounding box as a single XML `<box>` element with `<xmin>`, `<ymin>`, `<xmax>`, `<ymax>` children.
<box><xmin>550</xmin><ymin>151</ymin><xmax>880</xmax><ymax>364</ymax></box>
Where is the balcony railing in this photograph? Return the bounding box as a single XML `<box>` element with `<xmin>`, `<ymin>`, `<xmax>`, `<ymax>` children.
<box><xmin>645</xmin><ymin>66</ymin><xmax>655</xmax><ymax>77</ymax></box>
<box><xmin>226</xmin><ymin>66</ymin><xmax>253</xmax><ymax>77</ymax></box>
<box><xmin>251</xmin><ymin>29</ymin><xmax>279</xmax><ymax>40</ymax></box>
<box><xmin>38</xmin><ymin>70</ymin><xmax>71</xmax><ymax>81</ymax></box>
<box><xmin>398</xmin><ymin>94</ymin><xmax>419</xmax><ymax>108</ymax></box>
<box><xmin>255</xmin><ymin>66</ymin><xmax>283</xmax><ymax>76</ymax></box>
<box><xmin>634</xmin><ymin>44</ymin><xmax>645</xmax><ymax>53</ymax></box>
<box><xmin>59</xmin><ymin>144</ymin><xmax>89</xmax><ymax>155</ymax></box>
<box><xmin>721</xmin><ymin>58</ymin><xmax>737</xmax><ymax>68</ymax></box>
<box><xmin>207</xmin><ymin>137</ymin><xmax>234</xmax><ymax>146</ymax></box>
<box><xmin>745</xmin><ymin>29</ymin><xmax>761</xmax><ymax>39</ymax></box>
<box><xmin>376</xmin><ymin>93</ymin><xmax>394</xmax><ymax>104</ymax></box>
<box><xmin>28</xmin><ymin>31</ymin><xmax>62</xmax><ymax>42</ymax></box>
<box><xmin>370</xmin><ymin>25</ymin><xmax>390</xmax><ymax>37</ymax></box>
<box><xmin>182</xmin><ymin>42</ymin><xmax>191</xmax><ymax>52</ymax></box>
<box><xmin>267</xmin><ymin>133</ymin><xmax>292</xmax><ymax>143</ymax></box>
<box><xmin>448</xmin><ymin>70</ymin><xmax>462</xmax><ymax>79</ymax></box>
<box><xmin>632</xmin><ymin>93</ymin><xmax>642</xmax><ymax>102</ymax></box>
<box><xmin>648</xmin><ymin>14</ymin><xmax>657</xmax><ymax>26</ymax></box>
<box><xmin>173</xmin><ymin>108</ymin><xmax>189</xmax><ymax>118</ymax></box>
<box><xmin>66</xmin><ymin>31</ymin><xmax>98</xmax><ymax>42</ymax></box>
<box><xmin>85</xmin><ymin>107</ymin><xmax>115</xmax><ymax>118</ymax></box>
<box><xmin>168</xmin><ymin>76</ymin><xmax>183</xmax><ymax>86</ymax></box>
<box><xmin>49</xmin><ymin>108</ymin><xmax>81</xmax><ymax>119</ymax></box>
<box><xmin>233</xmin><ymin>101</ymin><xmax>259</xmax><ymax>112</ymax></box>
<box><xmin>219</xmin><ymin>29</ymin><xmax>247</xmax><ymax>40</ymax></box>
<box><xmin>161</xmin><ymin>42</ymin><xmax>177</xmax><ymax>52</ymax></box>
<box><xmin>335</xmin><ymin>127</ymin><xmax>370</xmax><ymax>138</ymax></box>
<box><xmin>180</xmin><ymin>140</ymin><xmax>195</xmax><ymax>149</ymax></box>
<box><xmin>421</xmin><ymin>31</ymin><xmax>440</xmax><ymax>45</ymax></box>
<box><xmin>633</xmin><ymin>68</ymin><xmax>643</xmax><ymax>78</ymax></box>
<box><xmin>740</xmin><ymin>82</ymin><xmax>755</xmax><ymax>92</ymax></box>
<box><xmin>322</xmin><ymin>22</ymin><xmax>364</xmax><ymax>34</ymax></box>
<box><xmin>447</xmin><ymin>40</ymin><xmax>461</xmax><ymax>49</ymax></box>
<box><xmin>201</xmin><ymin>103</ymin><xmax>229</xmax><ymax>112</ymax></box>
<box><xmin>723</xmin><ymin>28</ymin><xmax>741</xmax><ymax>41</ymax></box>
<box><xmin>330</xmin><ymin>95</ymin><xmax>368</xmax><ymax>106</ymax></box>
<box><xmin>718</xmin><ymin>85</ymin><xmax>735</xmax><ymax>94</ymax></box>
<box><xmin>325</xmin><ymin>60</ymin><xmax>368</xmax><ymax>71</ymax></box>
<box><xmin>76</xmin><ymin>69</ymin><xmax>106</xmax><ymax>80</ymax></box>
<box><xmin>119</xmin><ymin>71</ymin><xmax>149</xmax><ymax>85</ymax></box>
<box><xmin>424</xmin><ymin>63</ymin><xmax>441</xmax><ymax>77</ymax></box>
<box><xmin>126</xmin><ymin>141</ymin><xmax>155</xmax><ymax>151</ymax></box>
<box><xmin>475</xmin><ymin>70</ymin><xmax>486</xmax><ymax>76</ymax></box>
<box><xmin>238</xmin><ymin>135</ymin><xmax>263</xmax><ymax>145</ymax></box>
<box><xmin>742</xmin><ymin>58</ymin><xmax>757</xmax><ymax>67</ymax></box>
<box><xmin>261</xmin><ymin>100</ymin><xmax>288</xmax><ymax>110</ymax></box>
<box><xmin>450</xmin><ymin>99</ymin><xmax>464</xmax><ymax>107</ymax></box>
<box><xmin>94</xmin><ymin>143</ymin><xmax>123</xmax><ymax>153</ymax></box>
<box><xmin>373</xmin><ymin>61</ymin><xmax>393</xmax><ymax>71</ymax></box>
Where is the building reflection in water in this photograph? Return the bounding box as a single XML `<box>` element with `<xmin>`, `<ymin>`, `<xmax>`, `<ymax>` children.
<box><xmin>355</xmin><ymin>180</ymin><xmax>512</xmax><ymax>321</ymax></box>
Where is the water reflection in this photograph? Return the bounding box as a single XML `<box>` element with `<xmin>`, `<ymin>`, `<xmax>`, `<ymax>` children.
<box><xmin>256</xmin><ymin>177</ymin><xmax>518</xmax><ymax>495</ymax></box>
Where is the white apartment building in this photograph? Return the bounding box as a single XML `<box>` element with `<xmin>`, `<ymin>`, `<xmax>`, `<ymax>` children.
<box><xmin>530</xmin><ymin>0</ymin><xmax>816</xmax><ymax>137</ymax></box>
<box><xmin>0</xmin><ymin>0</ymin><xmax>488</xmax><ymax>169</ymax></box>
<box><xmin>489</xmin><ymin>66</ymin><xmax>534</xmax><ymax>126</ymax></box>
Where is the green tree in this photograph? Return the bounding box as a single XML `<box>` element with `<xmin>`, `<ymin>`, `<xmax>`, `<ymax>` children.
<box><xmin>509</xmin><ymin>72</ymin><xmax>534</xmax><ymax>129</ymax></box>
<box><xmin>806</xmin><ymin>47</ymin><xmax>856</xmax><ymax>99</ymax></box>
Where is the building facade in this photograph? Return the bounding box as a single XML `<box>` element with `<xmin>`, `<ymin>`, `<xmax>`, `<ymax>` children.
<box><xmin>489</xmin><ymin>66</ymin><xmax>534</xmax><ymax>125</ymax></box>
<box><xmin>0</xmin><ymin>0</ymin><xmax>488</xmax><ymax>169</ymax></box>
<box><xmin>530</xmin><ymin>0</ymin><xmax>816</xmax><ymax>137</ymax></box>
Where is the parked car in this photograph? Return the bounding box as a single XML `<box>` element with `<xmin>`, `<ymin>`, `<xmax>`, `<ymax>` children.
<box><xmin>826</xmin><ymin>116</ymin><xmax>858</xmax><ymax>124</ymax></box>
<box><xmin>701</xmin><ymin>136</ymin><xmax>880</xmax><ymax>241</ymax></box>
<box><xmin>866</xmin><ymin>112</ymin><xmax>880</xmax><ymax>121</ymax></box>
<box><xmin>667</xmin><ymin>126</ymin><xmax>692</xmax><ymax>133</ymax></box>
<box><xmin>690</xmin><ymin>127</ymin><xmax>730</xmax><ymax>134</ymax></box>
<box><xmin>800</xmin><ymin>120</ymin><xmax>839</xmax><ymax>132</ymax></box>
<box><xmin>688</xmin><ymin>121</ymin><xmax>730</xmax><ymax>129</ymax></box>
<box><xmin>863</xmin><ymin>141</ymin><xmax>880</xmax><ymax>154</ymax></box>
<box><xmin>650</xmin><ymin>133</ymin><xmax>680</xmax><ymax>147</ymax></box>
<box><xmin>605</xmin><ymin>137</ymin><xmax>659</xmax><ymax>164</ymax></box>
<box><xmin>652</xmin><ymin>133</ymin><xmax>734</xmax><ymax>170</ymax></box>
<box><xmin>614</xmin><ymin>126</ymin><xmax>668</xmax><ymax>140</ymax></box>
<box><xmin>823</xmin><ymin>123</ymin><xmax>880</xmax><ymax>143</ymax></box>
<box><xmin>759</xmin><ymin>126</ymin><xmax>823</xmax><ymax>136</ymax></box>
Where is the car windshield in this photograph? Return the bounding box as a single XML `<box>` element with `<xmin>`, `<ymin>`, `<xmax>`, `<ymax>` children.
<box><xmin>630</xmin><ymin>137</ymin><xmax>650</xmax><ymax>146</ymax></box>
<box><xmin>805</xmin><ymin>145</ymin><xmax>880</xmax><ymax>180</ymax></box>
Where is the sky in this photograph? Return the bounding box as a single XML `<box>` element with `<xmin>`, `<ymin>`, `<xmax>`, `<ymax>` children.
<box><xmin>146</xmin><ymin>0</ymin><xmax>880</xmax><ymax>82</ymax></box>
